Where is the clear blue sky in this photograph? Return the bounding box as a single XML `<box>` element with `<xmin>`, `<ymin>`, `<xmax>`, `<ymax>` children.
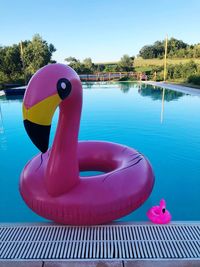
<box><xmin>0</xmin><ymin>0</ymin><xmax>200</xmax><ymax>63</ymax></box>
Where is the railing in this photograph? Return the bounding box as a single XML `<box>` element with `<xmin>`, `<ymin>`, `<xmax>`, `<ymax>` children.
<box><xmin>79</xmin><ymin>72</ymin><xmax>147</xmax><ymax>81</ymax></box>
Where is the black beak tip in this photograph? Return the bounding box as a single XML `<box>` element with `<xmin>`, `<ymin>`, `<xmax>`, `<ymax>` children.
<box><xmin>24</xmin><ymin>120</ymin><xmax>51</xmax><ymax>153</ymax></box>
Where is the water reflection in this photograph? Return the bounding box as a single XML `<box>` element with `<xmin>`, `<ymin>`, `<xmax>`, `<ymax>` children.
<box><xmin>161</xmin><ymin>88</ymin><xmax>165</xmax><ymax>124</ymax></box>
<box><xmin>0</xmin><ymin>83</ymin><xmax>185</xmax><ymax>102</ymax></box>
<box><xmin>0</xmin><ymin>95</ymin><xmax>23</xmax><ymax>104</ymax></box>
<box><xmin>0</xmin><ymin>103</ymin><xmax>4</xmax><ymax>134</ymax></box>
<box><xmin>82</xmin><ymin>81</ymin><xmax>137</xmax><ymax>93</ymax></box>
<box><xmin>82</xmin><ymin>81</ymin><xmax>113</xmax><ymax>89</ymax></box>
<box><xmin>6</xmin><ymin>95</ymin><xmax>24</xmax><ymax>101</ymax></box>
<box><xmin>138</xmin><ymin>84</ymin><xmax>184</xmax><ymax>101</ymax></box>
<box><xmin>82</xmin><ymin>82</ymin><xmax>94</xmax><ymax>89</ymax></box>
<box><xmin>0</xmin><ymin>102</ymin><xmax>7</xmax><ymax>150</ymax></box>
<box><xmin>118</xmin><ymin>82</ymin><xmax>131</xmax><ymax>93</ymax></box>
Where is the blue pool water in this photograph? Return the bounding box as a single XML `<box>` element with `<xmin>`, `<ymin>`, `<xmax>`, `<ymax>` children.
<box><xmin>0</xmin><ymin>82</ymin><xmax>200</xmax><ymax>223</ymax></box>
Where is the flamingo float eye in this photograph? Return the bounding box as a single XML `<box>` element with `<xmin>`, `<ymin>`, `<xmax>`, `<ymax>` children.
<box><xmin>57</xmin><ymin>78</ymin><xmax>71</xmax><ymax>100</ymax></box>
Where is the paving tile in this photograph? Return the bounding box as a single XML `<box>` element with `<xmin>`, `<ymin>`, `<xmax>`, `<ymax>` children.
<box><xmin>44</xmin><ymin>260</ymin><xmax>123</xmax><ymax>267</ymax></box>
<box><xmin>124</xmin><ymin>260</ymin><xmax>200</xmax><ymax>267</ymax></box>
<box><xmin>0</xmin><ymin>261</ymin><xmax>43</xmax><ymax>267</ymax></box>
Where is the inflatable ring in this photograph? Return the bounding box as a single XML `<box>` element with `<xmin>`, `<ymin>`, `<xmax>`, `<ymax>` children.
<box><xmin>20</xmin><ymin>64</ymin><xmax>154</xmax><ymax>225</ymax></box>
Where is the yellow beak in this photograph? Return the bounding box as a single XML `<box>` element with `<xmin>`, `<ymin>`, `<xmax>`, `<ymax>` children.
<box><xmin>23</xmin><ymin>94</ymin><xmax>61</xmax><ymax>126</ymax></box>
<box><xmin>22</xmin><ymin>94</ymin><xmax>61</xmax><ymax>153</ymax></box>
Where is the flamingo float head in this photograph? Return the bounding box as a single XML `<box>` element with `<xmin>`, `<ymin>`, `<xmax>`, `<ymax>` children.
<box><xmin>23</xmin><ymin>63</ymin><xmax>82</xmax><ymax>153</ymax></box>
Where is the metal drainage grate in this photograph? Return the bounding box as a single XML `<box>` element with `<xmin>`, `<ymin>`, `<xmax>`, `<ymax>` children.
<box><xmin>0</xmin><ymin>223</ymin><xmax>200</xmax><ymax>260</ymax></box>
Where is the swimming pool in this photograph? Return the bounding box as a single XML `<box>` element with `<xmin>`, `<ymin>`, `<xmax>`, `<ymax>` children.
<box><xmin>0</xmin><ymin>82</ymin><xmax>200</xmax><ymax>223</ymax></box>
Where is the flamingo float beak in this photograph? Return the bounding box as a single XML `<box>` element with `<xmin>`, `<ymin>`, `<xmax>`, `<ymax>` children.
<box><xmin>23</xmin><ymin>94</ymin><xmax>61</xmax><ymax>153</ymax></box>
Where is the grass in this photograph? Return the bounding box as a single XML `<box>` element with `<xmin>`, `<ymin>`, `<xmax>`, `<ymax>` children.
<box><xmin>134</xmin><ymin>57</ymin><xmax>200</xmax><ymax>67</ymax></box>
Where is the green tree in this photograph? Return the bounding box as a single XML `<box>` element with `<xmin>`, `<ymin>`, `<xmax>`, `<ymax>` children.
<box><xmin>83</xmin><ymin>57</ymin><xmax>95</xmax><ymax>73</ymax></box>
<box><xmin>193</xmin><ymin>44</ymin><xmax>200</xmax><ymax>58</ymax></box>
<box><xmin>118</xmin><ymin>54</ymin><xmax>134</xmax><ymax>71</ymax></box>
<box><xmin>139</xmin><ymin>45</ymin><xmax>156</xmax><ymax>59</ymax></box>
<box><xmin>104</xmin><ymin>64</ymin><xmax>119</xmax><ymax>72</ymax></box>
<box><xmin>0</xmin><ymin>35</ymin><xmax>56</xmax><ymax>84</ymax></box>
<box><xmin>167</xmin><ymin>38</ymin><xmax>188</xmax><ymax>57</ymax></box>
<box><xmin>65</xmin><ymin>57</ymin><xmax>78</xmax><ymax>64</ymax></box>
<box><xmin>139</xmin><ymin>38</ymin><xmax>188</xmax><ymax>59</ymax></box>
<box><xmin>65</xmin><ymin>57</ymin><xmax>96</xmax><ymax>74</ymax></box>
<box><xmin>23</xmin><ymin>34</ymin><xmax>56</xmax><ymax>77</ymax></box>
<box><xmin>83</xmin><ymin>58</ymin><xmax>93</xmax><ymax>69</ymax></box>
<box><xmin>0</xmin><ymin>44</ymin><xmax>23</xmax><ymax>82</ymax></box>
<box><xmin>96</xmin><ymin>64</ymin><xmax>105</xmax><ymax>72</ymax></box>
<box><xmin>154</xmin><ymin>41</ymin><xmax>165</xmax><ymax>58</ymax></box>
<box><xmin>65</xmin><ymin>57</ymin><xmax>86</xmax><ymax>73</ymax></box>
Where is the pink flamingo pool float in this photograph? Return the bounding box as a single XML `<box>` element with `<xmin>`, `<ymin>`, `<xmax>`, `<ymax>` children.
<box><xmin>147</xmin><ymin>199</ymin><xmax>171</xmax><ymax>224</ymax></box>
<box><xmin>20</xmin><ymin>63</ymin><xmax>155</xmax><ymax>225</ymax></box>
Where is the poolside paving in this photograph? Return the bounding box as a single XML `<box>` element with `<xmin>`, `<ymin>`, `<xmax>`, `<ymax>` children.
<box><xmin>44</xmin><ymin>261</ymin><xmax>122</xmax><ymax>267</ymax></box>
<box><xmin>44</xmin><ymin>260</ymin><xmax>200</xmax><ymax>267</ymax></box>
<box><xmin>124</xmin><ymin>260</ymin><xmax>200</xmax><ymax>266</ymax></box>
<box><xmin>142</xmin><ymin>81</ymin><xmax>200</xmax><ymax>96</ymax></box>
<box><xmin>1</xmin><ymin>260</ymin><xmax>200</xmax><ymax>267</ymax></box>
<box><xmin>0</xmin><ymin>262</ymin><xmax>42</xmax><ymax>267</ymax></box>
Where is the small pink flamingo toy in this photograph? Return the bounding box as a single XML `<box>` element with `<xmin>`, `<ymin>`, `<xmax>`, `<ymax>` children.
<box><xmin>147</xmin><ymin>199</ymin><xmax>171</xmax><ymax>224</ymax></box>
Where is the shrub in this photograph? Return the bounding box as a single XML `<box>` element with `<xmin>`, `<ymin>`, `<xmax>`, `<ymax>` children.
<box><xmin>166</xmin><ymin>60</ymin><xmax>198</xmax><ymax>80</ymax></box>
<box><xmin>187</xmin><ymin>74</ymin><xmax>200</xmax><ymax>85</ymax></box>
<box><xmin>118</xmin><ymin>76</ymin><xmax>137</xmax><ymax>81</ymax></box>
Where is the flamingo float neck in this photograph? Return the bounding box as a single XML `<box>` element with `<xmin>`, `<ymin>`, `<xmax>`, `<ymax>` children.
<box><xmin>46</xmin><ymin>81</ymin><xmax>82</xmax><ymax>196</ymax></box>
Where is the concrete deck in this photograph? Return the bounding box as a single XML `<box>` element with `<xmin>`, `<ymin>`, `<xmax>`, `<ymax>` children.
<box><xmin>142</xmin><ymin>81</ymin><xmax>200</xmax><ymax>96</ymax></box>
<box><xmin>0</xmin><ymin>260</ymin><xmax>200</xmax><ymax>267</ymax></box>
